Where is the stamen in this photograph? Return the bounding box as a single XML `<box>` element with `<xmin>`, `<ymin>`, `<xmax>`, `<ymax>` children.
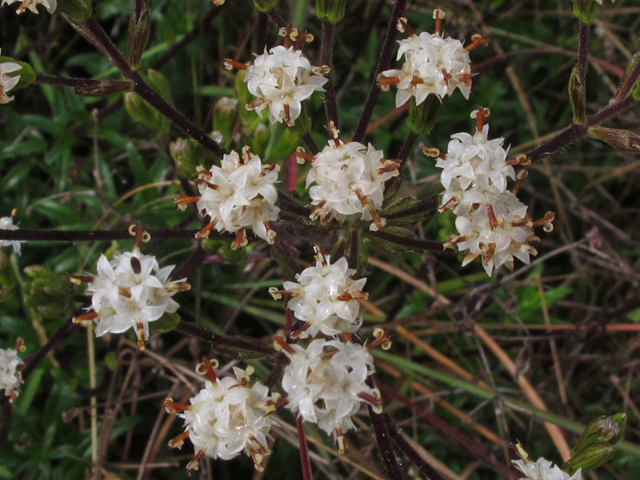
<box><xmin>195</xmin><ymin>166</ymin><xmax>212</xmax><ymax>177</ymax></box>
<box><xmin>367</xmin><ymin>328</ymin><xmax>392</xmax><ymax>351</ymax></box>
<box><xmin>231</xmin><ymin>227</ymin><xmax>248</xmax><ymax>250</ymax></box>
<box><xmin>396</xmin><ymin>17</ymin><xmax>414</xmax><ymax>36</ymax></box>
<box><xmin>433</xmin><ymin>8</ymin><xmax>445</xmax><ymax>36</ymax></box>
<box><xmin>368</xmin><ymin>206</ymin><xmax>386</xmax><ymax>232</ymax></box>
<box><xmin>129</xmin><ymin>222</ymin><xmax>145</xmax><ymax>250</ymax></box>
<box><xmin>336</xmin><ymin>430</ymin><xmax>347</xmax><ymax>455</ymax></box>
<box><xmin>470</xmin><ymin>107</ymin><xmax>490</xmax><ymax>131</ymax></box>
<box><xmin>357</xmin><ymin>391</ymin><xmax>382</xmax><ymax>407</ymax></box>
<box><xmin>246</xmin><ymin>98</ymin><xmax>266</xmax><ymax>111</ymax></box>
<box><xmin>273</xmin><ymin>335</ymin><xmax>297</xmax><ymax>355</ymax></box>
<box><xmin>291</xmin><ymin>321</ymin><xmax>312</xmax><ymax>339</ymax></box>
<box><xmin>531</xmin><ymin>212</ymin><xmax>556</xmax><ymax>230</ymax></box>
<box><xmin>313</xmin><ymin>245</ymin><xmax>328</xmax><ymax>266</ymax></box>
<box><xmin>9</xmin><ymin>390</ymin><xmax>18</xmax><ymax>403</ymax></box>
<box><xmin>512</xmin><ymin>169</ymin><xmax>528</xmax><ymax>195</ymax></box>
<box><xmin>186</xmin><ymin>448</ymin><xmax>206</xmax><ymax>475</ymax></box>
<box><xmin>310</xmin><ymin>200</ymin><xmax>327</xmax><ymax>222</ymax></box>
<box><xmin>342</xmin><ymin>332</ymin><xmax>351</xmax><ymax>343</ymax></box>
<box><xmin>15</xmin><ymin>337</ymin><xmax>25</xmax><ymax>353</ymax></box>
<box><xmin>165</xmin><ymin>281</ymin><xmax>192</xmax><ymax>293</ymax></box>
<box><xmin>283</xmin><ymin>103</ymin><xmax>292</xmax><ymax>126</ymax></box>
<box><xmin>441</xmin><ymin>70</ymin><xmax>452</xmax><ymax>85</ymax></box>
<box><xmin>465</xmin><ymin>34</ymin><xmax>488</xmax><ymax>52</ymax></box>
<box><xmin>223</xmin><ymin>58</ymin><xmax>247</xmax><ymax>71</ymax></box>
<box><xmin>295</xmin><ymin>146</ymin><xmax>315</xmax><ymax>164</ymax></box>
<box><xmin>376</xmin><ymin>75</ymin><xmax>402</xmax><ymax>89</ymax></box>
<box><xmin>174</xmin><ymin>196</ymin><xmax>201</xmax><ymax>211</ymax></box>
<box><xmin>336</xmin><ymin>290</ymin><xmax>368</xmax><ymax>301</ymax></box>
<box><xmin>68</xmin><ymin>275</ymin><xmax>94</xmax><ymax>284</ymax></box>
<box><xmin>326</xmin><ymin>121</ymin><xmax>341</xmax><ymax>146</ymax></box>
<box><xmin>195</xmin><ymin>178</ymin><xmax>218</xmax><ymax>190</ymax></box>
<box><xmin>487</xmin><ymin>205</ymin><xmax>498</xmax><ymax>230</ymax></box>
<box><xmin>264</xmin><ymin>221</ymin><xmax>277</xmax><ymax>244</ymax></box>
<box><xmin>195</xmin><ymin>219</ymin><xmax>218</xmax><ymax>239</ymax></box>
<box><xmin>422</xmin><ymin>147</ymin><xmax>446</xmax><ymax>159</ymax></box>
<box><xmin>73</xmin><ymin>311</ymin><xmax>98</xmax><ymax>324</ymax></box>
<box><xmin>196</xmin><ymin>356</ymin><xmax>219</xmax><ymax>383</ymax></box>
<box><xmin>168</xmin><ymin>431</ymin><xmax>190</xmax><ymax>449</ymax></box>
<box><xmin>163</xmin><ymin>397</ymin><xmax>193</xmax><ymax>414</ymax></box>
<box><xmin>241</xmin><ymin>145</ymin><xmax>252</xmax><ymax>163</ymax></box>
<box><xmin>135</xmin><ymin>321</ymin><xmax>146</xmax><ymax>350</ymax></box>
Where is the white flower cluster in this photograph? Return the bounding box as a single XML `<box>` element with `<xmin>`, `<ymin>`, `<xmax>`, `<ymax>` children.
<box><xmin>0</xmin><ymin>214</ymin><xmax>20</xmax><ymax>253</ymax></box>
<box><xmin>269</xmin><ymin>248</ymin><xmax>367</xmax><ymax>338</ymax></box>
<box><xmin>188</xmin><ymin>146</ymin><xmax>280</xmax><ymax>249</ymax></box>
<box><xmin>280</xmin><ymin>338</ymin><xmax>381</xmax><ymax>454</ymax></box>
<box><xmin>240</xmin><ymin>44</ymin><xmax>328</xmax><ymax>126</ymax></box>
<box><xmin>302</xmin><ymin>123</ymin><xmax>399</xmax><ymax>230</ymax></box>
<box><xmin>80</xmin><ymin>249</ymin><xmax>189</xmax><ymax>349</ymax></box>
<box><xmin>433</xmin><ymin>110</ymin><xmax>550</xmax><ymax>276</ymax></box>
<box><xmin>0</xmin><ymin>340</ymin><xmax>24</xmax><ymax>402</ymax></box>
<box><xmin>1</xmin><ymin>0</ymin><xmax>56</xmax><ymax>14</ymax></box>
<box><xmin>378</xmin><ymin>11</ymin><xmax>483</xmax><ymax>107</ymax></box>
<box><xmin>513</xmin><ymin>455</ymin><xmax>581</xmax><ymax>480</ymax></box>
<box><xmin>166</xmin><ymin>364</ymin><xmax>276</xmax><ymax>473</ymax></box>
<box><xmin>0</xmin><ymin>60</ymin><xmax>21</xmax><ymax>105</ymax></box>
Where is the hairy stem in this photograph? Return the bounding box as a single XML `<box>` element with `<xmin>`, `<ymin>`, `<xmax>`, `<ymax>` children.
<box><xmin>368</xmin><ymin>405</ymin><xmax>403</xmax><ymax>480</ymax></box>
<box><xmin>174</xmin><ymin>321</ymin><xmax>275</xmax><ymax>357</ymax></box>
<box><xmin>75</xmin><ymin>16</ymin><xmax>228</xmax><ymax>159</ymax></box>
<box><xmin>0</xmin><ymin>228</ymin><xmax>212</xmax><ymax>242</ymax></box>
<box><xmin>301</xmin><ymin>133</ymin><xmax>320</xmax><ymax>155</ymax></box>
<box><xmin>526</xmin><ymin>95</ymin><xmax>637</xmax><ymax>164</ymax></box>
<box><xmin>352</xmin><ymin>0</ymin><xmax>407</xmax><ymax>143</ymax></box>
<box><xmin>398</xmin><ymin>131</ymin><xmax>419</xmax><ymax>165</ymax></box>
<box><xmin>297</xmin><ymin>415</ymin><xmax>313</xmax><ymax>480</ymax></box>
<box><xmin>321</xmin><ymin>21</ymin><xmax>339</xmax><ymax>128</ymax></box>
<box><xmin>577</xmin><ymin>22</ymin><xmax>589</xmax><ymax>86</ymax></box>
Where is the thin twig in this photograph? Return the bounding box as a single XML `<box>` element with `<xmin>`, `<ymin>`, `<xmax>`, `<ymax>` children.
<box><xmin>297</xmin><ymin>415</ymin><xmax>314</xmax><ymax>480</ymax></box>
<box><xmin>321</xmin><ymin>21</ymin><xmax>339</xmax><ymax>128</ymax></box>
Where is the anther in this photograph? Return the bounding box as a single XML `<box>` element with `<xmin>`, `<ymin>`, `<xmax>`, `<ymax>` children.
<box><xmin>273</xmin><ymin>334</ymin><xmax>297</xmax><ymax>355</ymax></box>
<box><xmin>168</xmin><ymin>431</ymin><xmax>190</xmax><ymax>449</ymax></box>
<box><xmin>465</xmin><ymin>34</ymin><xmax>488</xmax><ymax>52</ymax></box>
<box><xmin>223</xmin><ymin>59</ymin><xmax>247</xmax><ymax>71</ymax></box>
<box><xmin>231</xmin><ymin>228</ymin><xmax>248</xmax><ymax>250</ymax></box>
<box><xmin>295</xmin><ymin>147</ymin><xmax>315</xmax><ymax>164</ymax></box>
<box><xmin>195</xmin><ymin>219</ymin><xmax>218</xmax><ymax>239</ymax></box>
<box><xmin>433</xmin><ymin>8</ymin><xmax>445</xmax><ymax>36</ymax></box>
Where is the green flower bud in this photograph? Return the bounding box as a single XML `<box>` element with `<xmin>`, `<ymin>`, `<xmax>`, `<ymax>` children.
<box><xmin>218</xmin><ymin>242</ymin><xmax>246</xmax><ymax>264</ymax></box>
<box><xmin>235</xmin><ymin>70</ymin><xmax>263</xmax><ymax>130</ymax></box>
<box><xmin>612</xmin><ymin>51</ymin><xmax>640</xmax><ymax>103</ymax></box>
<box><xmin>57</xmin><ymin>0</ymin><xmax>92</xmax><ymax>22</ymax></box>
<box><xmin>563</xmin><ymin>444</ymin><xmax>615</xmax><ymax>474</ymax></box>
<box><xmin>151</xmin><ymin>312</ymin><xmax>181</xmax><ymax>332</ymax></box>
<box><xmin>125</xmin><ymin>70</ymin><xmax>172</xmax><ymax>136</ymax></box>
<box><xmin>24</xmin><ymin>266</ymin><xmax>74</xmax><ymax>320</ymax></box>
<box><xmin>588</xmin><ymin>127</ymin><xmax>640</xmax><ymax>152</ymax></box>
<box><xmin>0</xmin><ymin>251</ymin><xmax>16</xmax><ymax>303</ymax></box>
<box><xmin>213</xmin><ymin>97</ymin><xmax>239</xmax><ymax>142</ymax></box>
<box><xmin>0</xmin><ymin>57</ymin><xmax>36</xmax><ymax>91</ymax></box>
<box><xmin>286</xmin><ymin>103</ymin><xmax>311</xmax><ymax>135</ymax></box>
<box><xmin>268</xmin><ymin>125</ymin><xmax>300</xmax><ymax>161</ymax></box>
<box><xmin>573</xmin><ymin>414</ymin><xmax>626</xmax><ymax>455</ymax></box>
<box><xmin>128</xmin><ymin>0</ymin><xmax>151</xmax><ymax>69</ymax></box>
<box><xmin>170</xmin><ymin>138</ymin><xmax>214</xmax><ymax>180</ymax></box>
<box><xmin>253</xmin><ymin>0</ymin><xmax>277</xmax><ymax>13</ymax></box>
<box><xmin>316</xmin><ymin>0</ymin><xmax>346</xmax><ymax>24</ymax></box>
<box><xmin>73</xmin><ymin>79</ymin><xmax>134</xmax><ymax>97</ymax></box>
<box><xmin>573</xmin><ymin>0</ymin><xmax>600</xmax><ymax>24</ymax></box>
<box><xmin>569</xmin><ymin>66</ymin><xmax>586</xmax><ymax>125</ymax></box>
<box><xmin>252</xmin><ymin>123</ymin><xmax>271</xmax><ymax>157</ymax></box>
<box><xmin>407</xmin><ymin>95</ymin><xmax>445</xmax><ymax>134</ymax></box>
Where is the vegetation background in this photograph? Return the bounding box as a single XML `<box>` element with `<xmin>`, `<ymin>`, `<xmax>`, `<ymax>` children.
<box><xmin>0</xmin><ymin>0</ymin><xmax>639</xmax><ymax>479</ymax></box>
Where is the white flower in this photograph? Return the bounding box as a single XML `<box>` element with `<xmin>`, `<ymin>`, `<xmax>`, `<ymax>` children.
<box><xmin>0</xmin><ymin>339</ymin><xmax>24</xmax><ymax>402</ymax></box>
<box><xmin>0</xmin><ymin>61</ymin><xmax>21</xmax><ymax>104</ymax></box>
<box><xmin>378</xmin><ymin>12</ymin><xmax>484</xmax><ymax>107</ymax></box>
<box><xmin>1</xmin><ymin>0</ymin><xmax>56</xmax><ymax>14</ymax></box>
<box><xmin>0</xmin><ymin>215</ymin><xmax>21</xmax><ymax>253</ymax></box>
<box><xmin>280</xmin><ymin>338</ymin><xmax>381</xmax><ymax>454</ymax></box>
<box><xmin>433</xmin><ymin>108</ymin><xmax>552</xmax><ymax>276</ymax></box>
<box><xmin>243</xmin><ymin>45</ymin><xmax>328</xmax><ymax>126</ymax></box>
<box><xmin>190</xmin><ymin>146</ymin><xmax>280</xmax><ymax>249</ymax></box>
<box><xmin>166</xmin><ymin>363</ymin><xmax>276</xmax><ymax>473</ymax></box>
<box><xmin>77</xmin><ymin>249</ymin><xmax>189</xmax><ymax>349</ymax></box>
<box><xmin>513</xmin><ymin>456</ymin><xmax>581</xmax><ymax>480</ymax></box>
<box><xmin>302</xmin><ymin>123</ymin><xmax>399</xmax><ymax>231</ymax></box>
<box><xmin>269</xmin><ymin>247</ymin><xmax>367</xmax><ymax>338</ymax></box>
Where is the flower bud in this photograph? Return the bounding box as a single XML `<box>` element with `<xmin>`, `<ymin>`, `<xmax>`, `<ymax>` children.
<box><xmin>407</xmin><ymin>95</ymin><xmax>445</xmax><ymax>134</ymax></box>
<box><xmin>125</xmin><ymin>70</ymin><xmax>172</xmax><ymax>136</ymax></box>
<box><xmin>0</xmin><ymin>56</ymin><xmax>36</xmax><ymax>91</ymax></box>
<box><xmin>213</xmin><ymin>97</ymin><xmax>238</xmax><ymax>143</ymax></box>
<box><xmin>588</xmin><ymin>126</ymin><xmax>640</xmax><ymax>152</ymax></box>
<box><xmin>563</xmin><ymin>444</ymin><xmax>615</xmax><ymax>474</ymax></box>
<box><xmin>286</xmin><ymin>103</ymin><xmax>311</xmax><ymax>135</ymax></box>
<box><xmin>170</xmin><ymin>138</ymin><xmax>214</xmax><ymax>180</ymax></box>
<box><xmin>612</xmin><ymin>51</ymin><xmax>640</xmax><ymax>103</ymax></box>
<box><xmin>127</xmin><ymin>0</ymin><xmax>151</xmax><ymax>69</ymax></box>
<box><xmin>315</xmin><ymin>0</ymin><xmax>346</xmax><ymax>24</ymax></box>
<box><xmin>268</xmin><ymin>126</ymin><xmax>300</xmax><ymax>161</ymax></box>
<box><xmin>218</xmin><ymin>241</ymin><xmax>246</xmax><ymax>264</ymax></box>
<box><xmin>151</xmin><ymin>312</ymin><xmax>181</xmax><ymax>332</ymax></box>
<box><xmin>253</xmin><ymin>0</ymin><xmax>277</xmax><ymax>12</ymax></box>
<box><xmin>573</xmin><ymin>0</ymin><xmax>600</xmax><ymax>24</ymax></box>
<box><xmin>57</xmin><ymin>0</ymin><xmax>92</xmax><ymax>22</ymax></box>
<box><xmin>73</xmin><ymin>79</ymin><xmax>134</xmax><ymax>97</ymax></box>
<box><xmin>24</xmin><ymin>266</ymin><xmax>74</xmax><ymax>320</ymax></box>
<box><xmin>252</xmin><ymin>123</ymin><xmax>271</xmax><ymax>157</ymax></box>
<box><xmin>569</xmin><ymin>66</ymin><xmax>586</xmax><ymax>125</ymax></box>
<box><xmin>0</xmin><ymin>251</ymin><xmax>16</xmax><ymax>303</ymax></box>
<box><xmin>572</xmin><ymin>413</ymin><xmax>627</xmax><ymax>456</ymax></box>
